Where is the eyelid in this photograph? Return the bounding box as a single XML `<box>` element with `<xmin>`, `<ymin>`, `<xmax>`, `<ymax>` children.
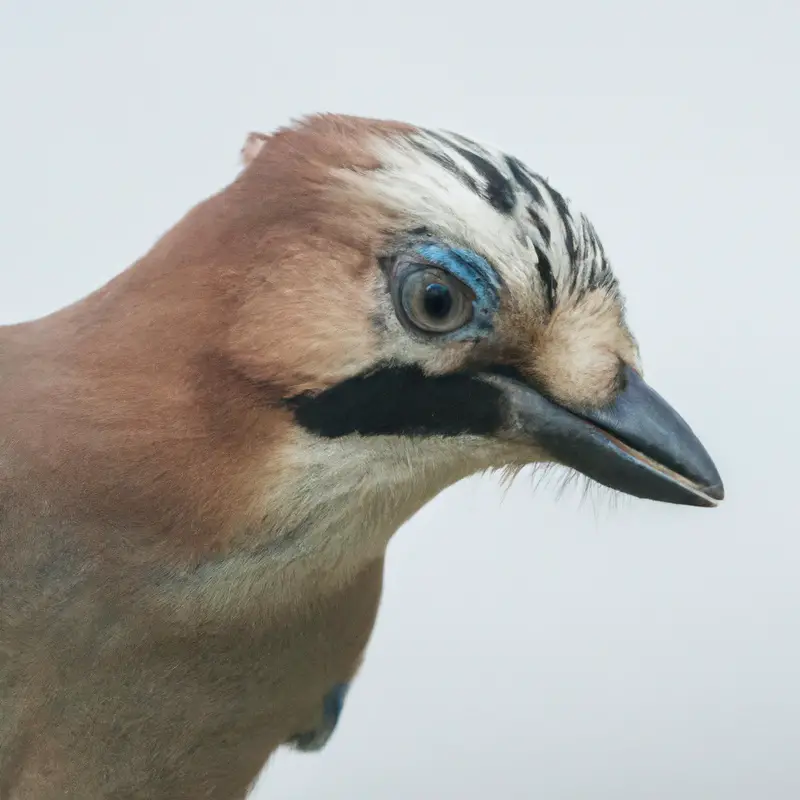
<box><xmin>411</xmin><ymin>244</ymin><xmax>502</xmax><ymax>297</ymax></box>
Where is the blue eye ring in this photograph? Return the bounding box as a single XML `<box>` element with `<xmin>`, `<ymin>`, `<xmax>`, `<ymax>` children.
<box><xmin>389</xmin><ymin>243</ymin><xmax>501</xmax><ymax>341</ymax></box>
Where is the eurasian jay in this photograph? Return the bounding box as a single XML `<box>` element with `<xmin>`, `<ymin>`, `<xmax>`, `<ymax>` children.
<box><xmin>0</xmin><ymin>114</ymin><xmax>723</xmax><ymax>799</ymax></box>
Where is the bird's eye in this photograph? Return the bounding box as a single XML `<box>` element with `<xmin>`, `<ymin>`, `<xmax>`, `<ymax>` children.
<box><xmin>399</xmin><ymin>268</ymin><xmax>475</xmax><ymax>334</ymax></box>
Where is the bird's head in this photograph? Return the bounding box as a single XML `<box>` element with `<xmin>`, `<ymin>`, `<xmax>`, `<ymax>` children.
<box><xmin>24</xmin><ymin>113</ymin><xmax>722</xmax><ymax>567</ymax></box>
<box><xmin>218</xmin><ymin>113</ymin><xmax>723</xmax><ymax>543</ymax></box>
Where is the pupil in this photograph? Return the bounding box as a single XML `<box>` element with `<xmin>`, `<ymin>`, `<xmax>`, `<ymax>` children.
<box><xmin>423</xmin><ymin>283</ymin><xmax>452</xmax><ymax>318</ymax></box>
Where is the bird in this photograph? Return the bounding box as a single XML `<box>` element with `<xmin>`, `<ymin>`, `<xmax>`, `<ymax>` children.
<box><xmin>0</xmin><ymin>113</ymin><xmax>724</xmax><ymax>799</ymax></box>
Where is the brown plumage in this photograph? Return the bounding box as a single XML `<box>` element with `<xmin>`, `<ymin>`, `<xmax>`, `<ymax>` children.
<box><xmin>0</xmin><ymin>114</ymin><xmax>723</xmax><ymax>798</ymax></box>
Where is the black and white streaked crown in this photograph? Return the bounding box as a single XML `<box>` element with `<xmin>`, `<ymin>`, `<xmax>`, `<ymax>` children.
<box><xmin>358</xmin><ymin>126</ymin><xmax>620</xmax><ymax>313</ymax></box>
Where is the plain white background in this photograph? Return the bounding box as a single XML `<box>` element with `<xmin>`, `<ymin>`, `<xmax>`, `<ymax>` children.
<box><xmin>1</xmin><ymin>1</ymin><xmax>798</xmax><ymax>798</ymax></box>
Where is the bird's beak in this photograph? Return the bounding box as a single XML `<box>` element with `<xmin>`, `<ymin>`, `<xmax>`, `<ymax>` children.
<box><xmin>485</xmin><ymin>365</ymin><xmax>724</xmax><ymax>507</ymax></box>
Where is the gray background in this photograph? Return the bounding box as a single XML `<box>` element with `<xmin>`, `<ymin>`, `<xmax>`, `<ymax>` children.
<box><xmin>1</xmin><ymin>1</ymin><xmax>797</xmax><ymax>797</ymax></box>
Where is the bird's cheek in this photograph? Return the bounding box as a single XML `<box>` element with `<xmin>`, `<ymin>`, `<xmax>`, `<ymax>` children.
<box><xmin>227</xmin><ymin>279</ymin><xmax>380</xmax><ymax>394</ymax></box>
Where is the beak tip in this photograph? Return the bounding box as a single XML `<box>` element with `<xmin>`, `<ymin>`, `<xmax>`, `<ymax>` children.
<box><xmin>691</xmin><ymin>455</ymin><xmax>724</xmax><ymax>506</ymax></box>
<box><xmin>703</xmin><ymin>479</ymin><xmax>725</xmax><ymax>505</ymax></box>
